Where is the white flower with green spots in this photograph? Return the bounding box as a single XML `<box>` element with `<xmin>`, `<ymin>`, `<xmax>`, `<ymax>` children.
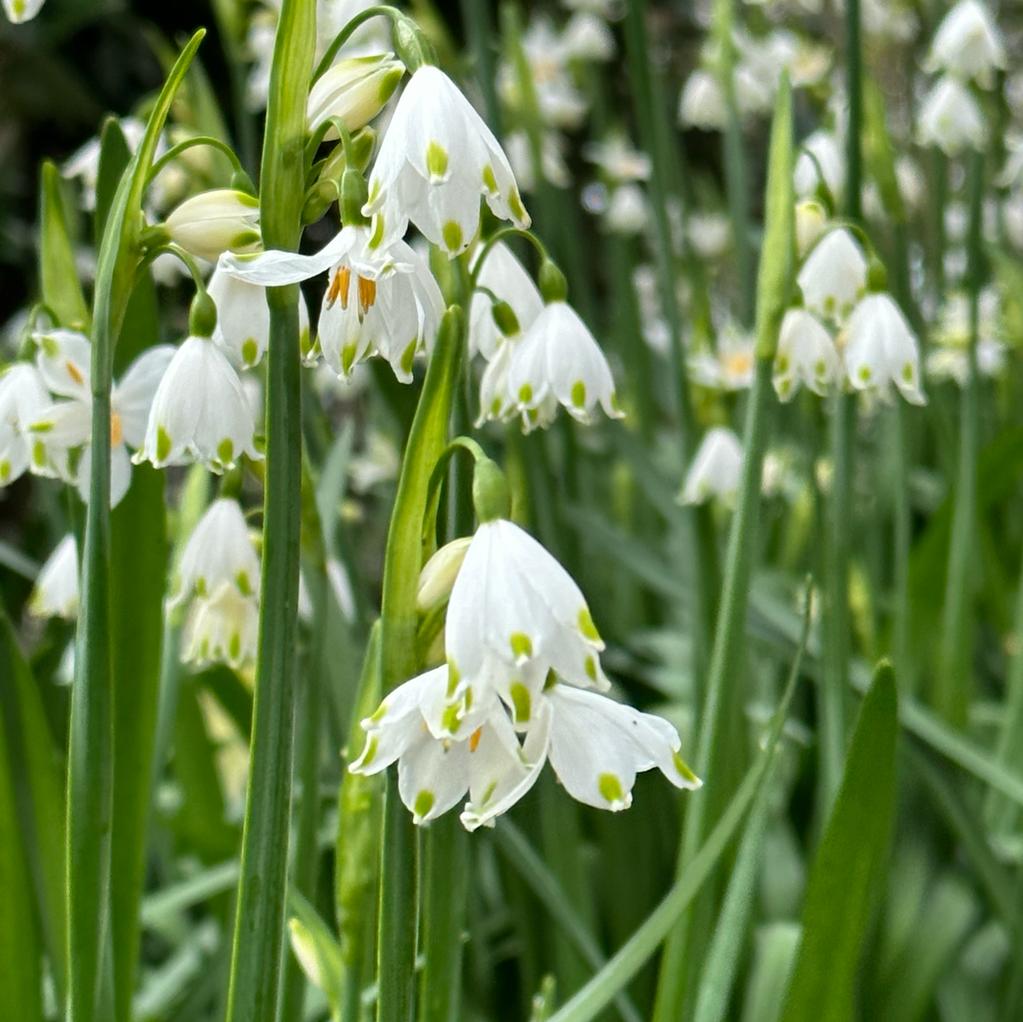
<box><xmin>797</xmin><ymin>228</ymin><xmax>868</xmax><ymax>325</ymax></box>
<box><xmin>28</xmin><ymin>535</ymin><xmax>79</xmax><ymax>620</ymax></box>
<box><xmin>2</xmin><ymin>0</ymin><xmax>45</xmax><ymax>23</ymax></box>
<box><xmin>172</xmin><ymin>498</ymin><xmax>261</xmax><ymax>608</ymax></box>
<box><xmin>183</xmin><ymin>582</ymin><xmax>259</xmax><ymax>671</ymax></box>
<box><xmin>917</xmin><ymin>75</ymin><xmax>986</xmax><ymax>157</ymax></box>
<box><xmin>842</xmin><ymin>294</ymin><xmax>926</xmax><ymax>405</ymax></box>
<box><xmin>133</xmin><ymin>335</ymin><xmax>261</xmax><ymax>473</ymax></box>
<box><xmin>679</xmin><ymin>427</ymin><xmax>743</xmax><ymax>507</ymax></box>
<box><xmin>306</xmin><ymin>53</ymin><xmax>405</xmax><ymax>135</ymax></box>
<box><xmin>468</xmin><ymin>241</ymin><xmax>544</xmax><ymax>361</ymax></box>
<box><xmin>164</xmin><ymin>189</ymin><xmax>262</xmax><ymax>263</ymax></box>
<box><xmin>28</xmin><ymin>330</ymin><xmax>175</xmax><ymax>507</ymax></box>
<box><xmin>773</xmin><ymin>307</ymin><xmax>840</xmax><ymax>401</ymax></box>
<box><xmin>0</xmin><ymin>362</ymin><xmax>50</xmax><ymax>487</ymax></box>
<box><xmin>490</xmin><ymin>301</ymin><xmax>622</xmax><ymax>432</ymax></box>
<box><xmin>363</xmin><ymin>65</ymin><xmax>530</xmax><ymax>256</ymax></box>
<box><xmin>925</xmin><ymin>0</ymin><xmax>1005</xmax><ymax>88</ymax></box>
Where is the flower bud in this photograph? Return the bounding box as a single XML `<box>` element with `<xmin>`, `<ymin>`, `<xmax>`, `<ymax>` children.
<box><xmin>416</xmin><ymin>537</ymin><xmax>471</xmax><ymax>612</ymax></box>
<box><xmin>472</xmin><ymin>457</ymin><xmax>512</xmax><ymax>523</ymax></box>
<box><xmin>189</xmin><ymin>290</ymin><xmax>219</xmax><ymax>339</ymax></box>
<box><xmin>491</xmin><ymin>300</ymin><xmax>521</xmax><ymax>338</ymax></box>
<box><xmin>165</xmin><ymin>189</ymin><xmax>262</xmax><ymax>262</ymax></box>
<box><xmin>392</xmin><ymin>13</ymin><xmax>435</xmax><ymax>71</ymax></box>
<box><xmin>307</xmin><ymin>54</ymin><xmax>406</xmax><ymax>137</ymax></box>
<box><xmin>795</xmin><ymin>198</ymin><xmax>827</xmax><ymax>257</ymax></box>
<box><xmin>538</xmin><ymin>259</ymin><xmax>568</xmax><ymax>303</ymax></box>
<box><xmin>340</xmin><ymin>167</ymin><xmax>369</xmax><ymax>226</ymax></box>
<box><xmin>302</xmin><ymin>178</ymin><xmax>339</xmax><ymax>226</ymax></box>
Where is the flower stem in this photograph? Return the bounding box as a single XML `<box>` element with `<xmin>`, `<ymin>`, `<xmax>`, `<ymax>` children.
<box><xmin>224</xmin><ymin>0</ymin><xmax>314</xmax><ymax>1017</ymax></box>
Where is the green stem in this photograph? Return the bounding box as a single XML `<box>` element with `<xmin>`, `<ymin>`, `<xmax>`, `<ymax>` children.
<box><xmin>376</xmin><ymin>306</ymin><xmax>467</xmax><ymax>1022</ymax></box>
<box><xmin>225</xmin><ymin>1</ymin><xmax>314</xmax><ymax>1018</ymax></box>
<box><xmin>935</xmin><ymin>150</ymin><xmax>984</xmax><ymax>726</ymax></box>
<box><xmin>892</xmin><ymin>400</ymin><xmax>911</xmax><ymax>689</ymax></box>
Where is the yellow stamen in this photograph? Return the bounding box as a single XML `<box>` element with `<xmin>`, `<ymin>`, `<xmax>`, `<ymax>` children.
<box><xmin>357</xmin><ymin>276</ymin><xmax>377</xmax><ymax>317</ymax></box>
<box><xmin>110</xmin><ymin>412</ymin><xmax>123</xmax><ymax>447</ymax></box>
<box><xmin>326</xmin><ymin>266</ymin><xmax>352</xmax><ymax>309</ymax></box>
<box><xmin>67</xmin><ymin>360</ymin><xmax>84</xmax><ymax>386</ymax></box>
<box><xmin>469</xmin><ymin>727</ymin><xmax>483</xmax><ymax>753</ymax></box>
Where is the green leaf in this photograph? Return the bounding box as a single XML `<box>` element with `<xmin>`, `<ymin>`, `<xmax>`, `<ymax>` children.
<box><xmin>740</xmin><ymin>923</ymin><xmax>800</xmax><ymax>1022</ymax></box>
<box><xmin>38</xmin><ymin>161</ymin><xmax>90</xmax><ymax>331</ymax></box>
<box><xmin>779</xmin><ymin>662</ymin><xmax>899</xmax><ymax>1022</ymax></box>
<box><xmin>287</xmin><ymin>890</ymin><xmax>345</xmax><ymax>1019</ymax></box>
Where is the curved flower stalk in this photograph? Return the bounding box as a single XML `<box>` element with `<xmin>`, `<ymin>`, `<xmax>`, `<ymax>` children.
<box><xmin>28</xmin><ymin>330</ymin><xmax>175</xmax><ymax>507</ymax></box>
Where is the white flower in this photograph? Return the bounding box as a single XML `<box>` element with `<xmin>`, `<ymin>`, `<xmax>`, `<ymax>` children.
<box><xmin>28</xmin><ymin>535</ymin><xmax>78</xmax><ymax>620</ymax></box>
<box><xmin>773</xmin><ymin>308</ymin><xmax>840</xmax><ymax>400</ymax></box>
<box><xmin>469</xmin><ymin>241</ymin><xmax>544</xmax><ymax>360</ymax></box>
<box><xmin>689</xmin><ymin>324</ymin><xmax>756</xmax><ymax>392</ymax></box>
<box><xmin>605</xmin><ymin>184</ymin><xmax>648</xmax><ymax>234</ymax></box>
<box><xmin>208</xmin><ymin>261</ymin><xmax>311</xmax><ymax>369</ymax></box>
<box><xmin>925</xmin><ymin>0</ymin><xmax>1005</xmax><ymax>88</ymax></box>
<box><xmin>797</xmin><ymin>229</ymin><xmax>868</xmax><ymax>323</ymax></box>
<box><xmin>417</xmin><ymin>537</ymin><xmax>473</xmax><ymax>612</ymax></box>
<box><xmin>678</xmin><ymin>71</ymin><xmax>727</xmax><ymax>129</ymax></box>
<box><xmin>503</xmin><ymin>130</ymin><xmax>572</xmax><ymax>192</ymax></box>
<box><xmin>134</xmin><ymin>335</ymin><xmax>261</xmax><ymax>472</ymax></box>
<box><xmin>842</xmin><ymin>293</ymin><xmax>926</xmax><ymax>404</ymax></box>
<box><xmin>30</xmin><ymin>331</ymin><xmax>174</xmax><ymax>506</ymax></box>
<box><xmin>582</xmin><ymin>133</ymin><xmax>651</xmax><ymax>183</ymax></box>
<box><xmin>917</xmin><ymin>76</ymin><xmax>986</xmax><ymax>156</ymax></box>
<box><xmin>173</xmin><ymin>498</ymin><xmax>260</xmax><ymax>607</ymax></box>
<box><xmin>164</xmin><ymin>189</ymin><xmax>262</xmax><ymax>262</ymax></box>
<box><xmin>494</xmin><ymin>301</ymin><xmax>623</xmax><ymax>431</ymax></box>
<box><xmin>680</xmin><ymin>427</ymin><xmax>743</xmax><ymax>506</ymax></box>
<box><xmin>2</xmin><ymin>0</ymin><xmax>44</xmax><ymax>22</ymax></box>
<box><xmin>445</xmin><ymin>518</ymin><xmax>611</xmax><ymax>729</ymax></box>
<box><xmin>927</xmin><ymin>338</ymin><xmax>1006</xmax><ymax>385</ymax></box>
<box><xmin>364</xmin><ymin>66</ymin><xmax>529</xmax><ymax>256</ymax></box>
<box><xmin>183</xmin><ymin>583</ymin><xmax>259</xmax><ymax>670</ymax></box>
<box><xmin>0</xmin><ymin>363</ymin><xmax>51</xmax><ymax>486</ymax></box>
<box><xmin>561</xmin><ymin>12</ymin><xmax>615</xmax><ymax>61</ymax></box>
<box><xmin>306</xmin><ymin>53</ymin><xmax>405</xmax><ymax>135</ymax></box>
<box><xmin>687</xmin><ymin>212</ymin><xmax>731</xmax><ymax>259</ymax></box>
<box><xmin>794</xmin><ymin>130</ymin><xmax>844</xmax><ymax>201</ymax></box>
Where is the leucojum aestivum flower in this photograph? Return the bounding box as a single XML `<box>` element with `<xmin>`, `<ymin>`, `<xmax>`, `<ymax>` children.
<box><xmin>5</xmin><ymin>0</ymin><xmax>1023</xmax><ymax>1019</ymax></box>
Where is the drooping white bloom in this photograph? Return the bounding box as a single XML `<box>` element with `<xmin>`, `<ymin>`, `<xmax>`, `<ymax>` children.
<box><xmin>503</xmin><ymin>130</ymin><xmax>572</xmax><ymax>192</ymax></box>
<box><xmin>28</xmin><ymin>535</ymin><xmax>78</xmax><ymax>620</ymax></box>
<box><xmin>680</xmin><ymin>427</ymin><xmax>743</xmax><ymax>507</ymax></box>
<box><xmin>173</xmin><ymin>498</ymin><xmax>260</xmax><ymax>607</ymax></box>
<box><xmin>30</xmin><ymin>331</ymin><xmax>175</xmax><ymax>506</ymax></box>
<box><xmin>445</xmin><ymin>518</ymin><xmax>611</xmax><ymax>730</ymax></box>
<box><xmin>842</xmin><ymin>293</ymin><xmax>926</xmax><ymax>404</ymax></box>
<box><xmin>306</xmin><ymin>53</ymin><xmax>405</xmax><ymax>135</ymax></box>
<box><xmin>687</xmin><ymin>212</ymin><xmax>731</xmax><ymax>260</ymax></box>
<box><xmin>797</xmin><ymin>229</ymin><xmax>868</xmax><ymax>323</ymax></box>
<box><xmin>925</xmin><ymin>0</ymin><xmax>1005</xmax><ymax>88</ymax></box>
<box><xmin>469</xmin><ymin>242</ymin><xmax>544</xmax><ymax>360</ymax></box>
<box><xmin>794</xmin><ymin>199</ymin><xmax>828</xmax><ymax>257</ymax></box>
<box><xmin>794</xmin><ymin>130</ymin><xmax>845</xmax><ymax>201</ymax></box>
<box><xmin>183</xmin><ymin>583</ymin><xmax>259</xmax><ymax>670</ymax></box>
<box><xmin>364</xmin><ymin>66</ymin><xmax>530</xmax><ymax>256</ymax></box>
<box><xmin>605</xmin><ymin>184</ymin><xmax>648</xmax><ymax>235</ymax></box>
<box><xmin>0</xmin><ymin>363</ymin><xmax>51</xmax><ymax>486</ymax></box>
<box><xmin>582</xmin><ymin>133</ymin><xmax>651</xmax><ymax>183</ymax></box>
<box><xmin>2</xmin><ymin>0</ymin><xmax>44</xmax><ymax>22</ymax></box>
<box><xmin>927</xmin><ymin>338</ymin><xmax>1006</xmax><ymax>385</ymax></box>
<box><xmin>689</xmin><ymin>324</ymin><xmax>756</xmax><ymax>392</ymax></box>
<box><xmin>678</xmin><ymin>70</ymin><xmax>727</xmax><ymax>129</ymax></box>
<box><xmin>164</xmin><ymin>190</ymin><xmax>262</xmax><ymax>263</ymax></box>
<box><xmin>208</xmin><ymin>262</ymin><xmax>311</xmax><ymax>370</ymax></box>
<box><xmin>917</xmin><ymin>76</ymin><xmax>986</xmax><ymax>156</ymax></box>
<box><xmin>773</xmin><ymin>308</ymin><xmax>840</xmax><ymax>400</ymax></box>
<box><xmin>134</xmin><ymin>335</ymin><xmax>261</xmax><ymax>473</ymax></box>
<box><xmin>561</xmin><ymin>12</ymin><xmax>615</xmax><ymax>61</ymax></box>
<box><xmin>497</xmin><ymin>301</ymin><xmax>623</xmax><ymax>431</ymax></box>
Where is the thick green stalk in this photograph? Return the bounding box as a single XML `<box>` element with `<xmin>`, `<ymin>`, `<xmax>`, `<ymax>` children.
<box><xmin>653</xmin><ymin>78</ymin><xmax>793</xmax><ymax>1021</ymax></box>
<box><xmin>377</xmin><ymin>307</ymin><xmax>466</xmax><ymax>1022</ymax></box>
<box><xmin>225</xmin><ymin>1</ymin><xmax>314</xmax><ymax>1018</ymax></box>
<box><xmin>66</xmin><ymin>33</ymin><xmax>204</xmax><ymax>1022</ymax></box>
<box><xmin>935</xmin><ymin>151</ymin><xmax>984</xmax><ymax>725</ymax></box>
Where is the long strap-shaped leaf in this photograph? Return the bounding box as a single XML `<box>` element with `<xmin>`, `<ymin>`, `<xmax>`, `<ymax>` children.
<box><xmin>778</xmin><ymin>662</ymin><xmax>899</xmax><ymax>1021</ymax></box>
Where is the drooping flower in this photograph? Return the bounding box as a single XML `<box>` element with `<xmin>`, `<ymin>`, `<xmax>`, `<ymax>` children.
<box><xmin>364</xmin><ymin>66</ymin><xmax>530</xmax><ymax>256</ymax></box>
<box><xmin>605</xmin><ymin>184</ymin><xmax>648</xmax><ymax>235</ymax></box>
<box><xmin>468</xmin><ymin>241</ymin><xmax>544</xmax><ymax>361</ymax></box>
<box><xmin>306</xmin><ymin>53</ymin><xmax>405</xmax><ymax>135</ymax></box>
<box><xmin>582</xmin><ymin>133</ymin><xmax>651</xmax><ymax>184</ymax></box>
<box><xmin>183</xmin><ymin>582</ymin><xmax>259</xmax><ymax>670</ymax></box>
<box><xmin>172</xmin><ymin>498</ymin><xmax>261</xmax><ymax>607</ymax></box>
<box><xmin>134</xmin><ymin>335</ymin><xmax>261</xmax><ymax>473</ymax></box>
<box><xmin>164</xmin><ymin>189</ymin><xmax>262</xmax><ymax>263</ymax></box>
<box><xmin>794</xmin><ymin>130</ymin><xmax>845</xmax><ymax>201</ymax></box>
<box><xmin>2</xmin><ymin>0</ymin><xmax>44</xmax><ymax>23</ymax></box>
<box><xmin>797</xmin><ymin>228</ymin><xmax>868</xmax><ymax>323</ymax></box>
<box><xmin>0</xmin><ymin>362</ymin><xmax>51</xmax><ymax>486</ymax></box>
<box><xmin>561</xmin><ymin>11</ymin><xmax>616</xmax><ymax>62</ymax></box>
<box><xmin>917</xmin><ymin>76</ymin><xmax>986</xmax><ymax>156</ymax></box>
<box><xmin>773</xmin><ymin>307</ymin><xmax>840</xmax><ymax>400</ymax></box>
<box><xmin>925</xmin><ymin>0</ymin><xmax>1005</xmax><ymax>88</ymax></box>
<box><xmin>679</xmin><ymin>427</ymin><xmax>744</xmax><ymax>507</ymax></box>
<box><xmin>28</xmin><ymin>535</ymin><xmax>79</xmax><ymax>620</ymax></box>
<box><xmin>842</xmin><ymin>293</ymin><xmax>926</xmax><ymax>404</ymax></box>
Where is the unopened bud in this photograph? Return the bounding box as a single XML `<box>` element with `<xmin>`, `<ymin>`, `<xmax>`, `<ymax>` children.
<box><xmin>538</xmin><ymin>259</ymin><xmax>568</xmax><ymax>304</ymax></box>
<box><xmin>491</xmin><ymin>300</ymin><xmax>521</xmax><ymax>337</ymax></box>
<box><xmin>795</xmin><ymin>199</ymin><xmax>827</xmax><ymax>257</ymax></box>
<box><xmin>307</xmin><ymin>55</ymin><xmax>406</xmax><ymax>137</ymax></box>
<box><xmin>303</xmin><ymin>178</ymin><xmax>339</xmax><ymax>225</ymax></box>
<box><xmin>164</xmin><ymin>189</ymin><xmax>261</xmax><ymax>262</ymax></box>
<box><xmin>416</xmin><ymin>537</ymin><xmax>472</xmax><ymax>612</ymax></box>
<box><xmin>866</xmin><ymin>257</ymin><xmax>888</xmax><ymax>293</ymax></box>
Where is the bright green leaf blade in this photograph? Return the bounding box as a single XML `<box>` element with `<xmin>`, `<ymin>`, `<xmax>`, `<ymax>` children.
<box><xmin>740</xmin><ymin>923</ymin><xmax>800</xmax><ymax>1022</ymax></box>
<box><xmin>39</xmin><ymin>161</ymin><xmax>90</xmax><ymax>331</ymax></box>
<box><xmin>779</xmin><ymin>662</ymin><xmax>899</xmax><ymax>1022</ymax></box>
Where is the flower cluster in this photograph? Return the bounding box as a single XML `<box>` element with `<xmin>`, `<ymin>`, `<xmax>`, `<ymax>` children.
<box><xmin>351</xmin><ymin>518</ymin><xmax>700</xmax><ymax>829</ymax></box>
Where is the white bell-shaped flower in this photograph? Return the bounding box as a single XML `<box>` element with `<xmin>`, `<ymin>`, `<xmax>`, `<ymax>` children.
<box><xmin>797</xmin><ymin>228</ymin><xmax>868</xmax><ymax>323</ymax></box>
<box><xmin>183</xmin><ymin>582</ymin><xmax>259</xmax><ymax>670</ymax></box>
<box><xmin>917</xmin><ymin>76</ymin><xmax>986</xmax><ymax>156</ymax></box>
<box><xmin>306</xmin><ymin>53</ymin><xmax>405</xmax><ymax>135</ymax></box>
<box><xmin>468</xmin><ymin>241</ymin><xmax>544</xmax><ymax>360</ymax></box>
<box><xmin>773</xmin><ymin>307</ymin><xmax>840</xmax><ymax>400</ymax></box>
<box><xmin>445</xmin><ymin>518</ymin><xmax>611</xmax><ymax>731</ymax></box>
<box><xmin>679</xmin><ymin>427</ymin><xmax>743</xmax><ymax>506</ymax></box>
<box><xmin>689</xmin><ymin>324</ymin><xmax>756</xmax><ymax>392</ymax></box>
<box><xmin>30</xmin><ymin>331</ymin><xmax>175</xmax><ymax>506</ymax></box>
<box><xmin>794</xmin><ymin>130</ymin><xmax>845</xmax><ymax>201</ymax></box>
<box><xmin>173</xmin><ymin>498</ymin><xmax>261</xmax><ymax>607</ymax></box>
<box><xmin>582</xmin><ymin>133</ymin><xmax>651</xmax><ymax>184</ymax></box>
<box><xmin>842</xmin><ymin>293</ymin><xmax>926</xmax><ymax>404</ymax></box>
<box><xmin>3</xmin><ymin>0</ymin><xmax>45</xmax><ymax>22</ymax></box>
<box><xmin>364</xmin><ymin>66</ymin><xmax>530</xmax><ymax>256</ymax></box>
<box><xmin>561</xmin><ymin>12</ymin><xmax>615</xmax><ymax>62</ymax></box>
<box><xmin>502</xmin><ymin>301</ymin><xmax>623</xmax><ymax>431</ymax></box>
<box><xmin>134</xmin><ymin>335</ymin><xmax>261</xmax><ymax>473</ymax></box>
<box><xmin>164</xmin><ymin>189</ymin><xmax>262</xmax><ymax>263</ymax></box>
<box><xmin>0</xmin><ymin>362</ymin><xmax>51</xmax><ymax>486</ymax></box>
<box><xmin>605</xmin><ymin>184</ymin><xmax>648</xmax><ymax>235</ymax></box>
<box><xmin>535</xmin><ymin>683</ymin><xmax>701</xmax><ymax>812</ymax></box>
<box><xmin>208</xmin><ymin>262</ymin><xmax>310</xmax><ymax>369</ymax></box>
<box><xmin>678</xmin><ymin>70</ymin><xmax>727</xmax><ymax>129</ymax></box>
<box><xmin>925</xmin><ymin>0</ymin><xmax>1005</xmax><ymax>88</ymax></box>
<box><xmin>28</xmin><ymin>535</ymin><xmax>79</xmax><ymax>620</ymax></box>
